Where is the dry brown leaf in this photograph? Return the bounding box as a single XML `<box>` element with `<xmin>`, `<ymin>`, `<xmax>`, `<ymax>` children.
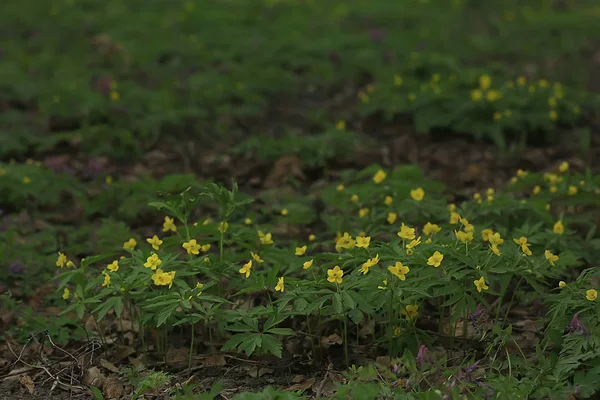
<box><xmin>19</xmin><ymin>375</ymin><xmax>34</xmax><ymax>395</ymax></box>
<box><xmin>284</xmin><ymin>375</ymin><xmax>315</xmax><ymax>392</ymax></box>
<box><xmin>320</xmin><ymin>333</ymin><xmax>343</xmax><ymax>349</ymax></box>
<box><xmin>264</xmin><ymin>155</ymin><xmax>305</xmax><ymax>188</ymax></box>
<box><xmin>102</xmin><ymin>376</ymin><xmax>124</xmax><ymax>399</ymax></box>
<box><xmin>247</xmin><ymin>367</ymin><xmax>274</xmax><ymax>378</ymax></box>
<box><xmin>83</xmin><ymin>366</ymin><xmax>106</xmax><ymax>388</ymax></box>
<box><xmin>201</xmin><ymin>354</ymin><xmax>227</xmax><ymax>367</ymax></box>
<box><xmin>100</xmin><ymin>358</ymin><xmax>120</xmax><ymax>373</ymax></box>
<box><xmin>375</xmin><ymin>356</ymin><xmax>391</xmax><ymax>367</ymax></box>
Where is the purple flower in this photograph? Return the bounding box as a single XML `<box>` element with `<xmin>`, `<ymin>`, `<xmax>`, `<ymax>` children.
<box><xmin>415</xmin><ymin>345</ymin><xmax>429</xmax><ymax>367</ymax></box>
<box><xmin>567</xmin><ymin>312</ymin><xmax>588</xmax><ymax>338</ymax></box>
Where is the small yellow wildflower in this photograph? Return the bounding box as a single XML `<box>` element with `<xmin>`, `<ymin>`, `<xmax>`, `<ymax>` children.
<box><xmin>56</xmin><ymin>252</ymin><xmax>68</xmax><ymax>268</ymax></box>
<box><xmin>295</xmin><ymin>246</ymin><xmax>307</xmax><ymax>256</ymax></box>
<box><xmin>549</xmin><ymin>110</ymin><xmax>558</xmax><ymax>121</ymax></box>
<box><xmin>448</xmin><ymin>203</ymin><xmax>456</xmax><ymax>212</ymax></box>
<box><xmin>337</xmin><ymin>184</ymin><xmax>345</xmax><ymax>191</ymax></box>
<box><xmin>388</xmin><ymin>261</ymin><xmax>409</xmax><ymax>280</ymax></box>
<box><xmin>479</xmin><ymin>74</ymin><xmax>492</xmax><ymax>90</ymax></box>
<box><xmin>427</xmin><ymin>251</ymin><xmax>443</xmax><ymax>268</ymax></box>
<box><xmin>350</xmin><ymin>194</ymin><xmax>359</xmax><ymax>203</ymax></box>
<box><xmin>456</xmin><ymin>230</ymin><xmax>473</xmax><ymax>244</ymax></box>
<box><xmin>244</xmin><ymin>218</ymin><xmax>252</xmax><ymax>225</ymax></box>
<box><xmin>474</xmin><ymin>276</ymin><xmax>488</xmax><ymax>293</ymax></box>
<box><xmin>359</xmin><ymin>208</ymin><xmax>369</xmax><ymax>218</ymax></box>
<box><xmin>308</xmin><ymin>234</ymin><xmax>316</xmax><ymax>242</ymax></box>
<box><xmin>402</xmin><ymin>304</ymin><xmax>419</xmax><ymax>321</ymax></box>
<box><xmin>275</xmin><ymin>277</ymin><xmax>285</xmax><ymax>292</ymax></box>
<box><xmin>449</xmin><ymin>211</ymin><xmax>460</xmax><ymax>224</ymax></box>
<box><xmin>394</xmin><ymin>74</ymin><xmax>403</xmax><ymax>86</ymax></box>
<box><xmin>586</xmin><ymin>289</ymin><xmax>598</xmax><ymax>301</ymax></box>
<box><xmin>23</xmin><ymin>176</ymin><xmax>31</xmax><ymax>184</ymax></box>
<box><xmin>239</xmin><ymin>260</ymin><xmax>252</xmax><ymax>278</ymax></box>
<box><xmin>378</xmin><ymin>279</ymin><xmax>388</xmax><ymax>290</ymax></box>
<box><xmin>327</xmin><ymin>266</ymin><xmax>344</xmax><ymax>284</ymax></box>
<box><xmin>558</xmin><ymin>281</ymin><xmax>566</xmax><ymax>288</ymax></box>
<box><xmin>62</xmin><ymin>288</ymin><xmax>70</xmax><ymax>300</ymax></box>
<box><xmin>360</xmin><ymin>254</ymin><xmax>380</xmax><ymax>275</ymax></box>
<box><xmin>107</xmin><ymin>260</ymin><xmax>119</xmax><ymax>272</ymax></box>
<box><xmin>553</xmin><ymin>220</ymin><xmax>564</xmax><ymax>234</ymax></box>
<box><xmin>281</xmin><ymin>208</ymin><xmax>288</xmax><ymax>216</ymax></box>
<box><xmin>258</xmin><ymin>231</ymin><xmax>274</xmax><ymax>245</ymax></box>
<box><xmin>384</xmin><ymin>195</ymin><xmax>393</xmax><ymax>206</ymax></box>
<box><xmin>251</xmin><ymin>251</ymin><xmax>264</xmax><ymax>263</ymax></box>
<box><xmin>544</xmin><ymin>250</ymin><xmax>559</xmax><ymax>266</ymax></box>
<box><xmin>356</xmin><ymin>236</ymin><xmax>371</xmax><ymax>248</ymax></box>
<box><xmin>151</xmin><ymin>269</ymin><xmax>176</xmax><ymax>288</ymax></box>
<box><xmin>217</xmin><ymin>222</ymin><xmax>229</xmax><ymax>233</ymax></box>
<box><xmin>532</xmin><ymin>185</ymin><xmax>541</xmax><ymax>195</ymax></box>
<box><xmin>423</xmin><ymin>222</ymin><xmax>441</xmax><ymax>236</ymax></box>
<box><xmin>336</xmin><ymin>120</ymin><xmax>346</xmax><ymax>130</ymax></box>
<box><xmin>102</xmin><ymin>272</ymin><xmax>111</xmax><ymax>287</ymax></box>
<box><xmin>387</xmin><ymin>212</ymin><xmax>398</xmax><ymax>224</ymax></box>
<box><xmin>335</xmin><ymin>232</ymin><xmax>355</xmax><ymax>252</ymax></box>
<box><xmin>568</xmin><ymin>185</ymin><xmax>578</xmax><ymax>195</ymax></box>
<box><xmin>144</xmin><ymin>253</ymin><xmax>162</xmax><ymax>270</ymax></box>
<box><xmin>182</xmin><ymin>239</ymin><xmax>201</xmax><ymax>255</ymax></box>
<box><xmin>162</xmin><ymin>216</ymin><xmax>177</xmax><ymax>233</ymax></box>
<box><xmin>373</xmin><ymin>169</ymin><xmax>386</xmax><ymax>184</ymax></box>
<box><xmin>410</xmin><ymin>188</ymin><xmax>425</xmax><ymax>201</ymax></box>
<box><xmin>471</xmin><ymin>89</ymin><xmax>483</xmax><ymax>101</ymax></box>
<box><xmin>486</xmin><ymin>90</ymin><xmax>501</xmax><ymax>102</ymax></box>
<box><xmin>481</xmin><ymin>229</ymin><xmax>494</xmax><ymax>242</ymax></box>
<box><xmin>558</xmin><ymin>161</ymin><xmax>569</xmax><ymax>172</ymax></box>
<box><xmin>398</xmin><ymin>223</ymin><xmax>416</xmax><ymax>240</ymax></box>
<box><xmin>147</xmin><ymin>235</ymin><xmax>163</xmax><ymax>251</ymax></box>
<box><xmin>490</xmin><ymin>244</ymin><xmax>501</xmax><ymax>256</ymax></box>
<box><xmin>123</xmin><ymin>238</ymin><xmax>137</xmax><ymax>251</ymax></box>
<box><xmin>303</xmin><ymin>259</ymin><xmax>313</xmax><ymax>270</ymax></box>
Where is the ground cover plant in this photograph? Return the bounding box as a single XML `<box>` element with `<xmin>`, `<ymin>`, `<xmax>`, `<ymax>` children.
<box><xmin>2</xmin><ymin>0</ymin><xmax>600</xmax><ymax>399</ymax></box>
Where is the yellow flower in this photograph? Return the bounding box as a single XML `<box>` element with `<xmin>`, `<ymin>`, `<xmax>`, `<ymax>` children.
<box><xmin>388</xmin><ymin>262</ymin><xmax>409</xmax><ymax>280</ymax></box>
<box><xmin>493</xmin><ymin>111</ymin><xmax>502</xmax><ymax>121</ymax></box>
<box><xmin>558</xmin><ymin>281</ymin><xmax>566</xmax><ymax>288</ymax></box>
<box><xmin>517</xmin><ymin>76</ymin><xmax>527</xmax><ymax>86</ymax></box>
<box><xmin>239</xmin><ymin>260</ymin><xmax>252</xmax><ymax>278</ymax></box>
<box><xmin>275</xmin><ymin>277</ymin><xmax>285</xmax><ymax>292</ymax></box>
<box><xmin>244</xmin><ymin>218</ymin><xmax>252</xmax><ymax>225</ymax></box>
<box><xmin>568</xmin><ymin>185</ymin><xmax>578</xmax><ymax>195</ymax></box>
<box><xmin>481</xmin><ymin>229</ymin><xmax>494</xmax><ymax>242</ymax></box>
<box><xmin>490</xmin><ymin>244</ymin><xmax>501</xmax><ymax>256</ymax></box>
<box><xmin>427</xmin><ymin>251</ymin><xmax>443</xmax><ymax>268</ymax></box>
<box><xmin>359</xmin><ymin>208</ymin><xmax>369</xmax><ymax>218</ymax></box>
<box><xmin>532</xmin><ymin>185</ymin><xmax>541</xmax><ymax>195</ymax></box>
<box><xmin>449</xmin><ymin>212</ymin><xmax>460</xmax><ymax>224</ymax></box>
<box><xmin>258</xmin><ymin>231</ymin><xmax>274</xmax><ymax>245</ymax></box>
<box><xmin>327</xmin><ymin>266</ymin><xmax>344</xmax><ymax>284</ymax></box>
<box><xmin>559</xmin><ymin>161</ymin><xmax>569</xmax><ymax>172</ymax></box>
<box><xmin>144</xmin><ymin>253</ymin><xmax>162</xmax><ymax>270</ymax></box>
<box><xmin>56</xmin><ymin>252</ymin><xmax>68</xmax><ymax>268</ymax></box>
<box><xmin>378</xmin><ymin>279</ymin><xmax>388</xmax><ymax>290</ymax></box>
<box><xmin>295</xmin><ymin>245</ymin><xmax>307</xmax><ymax>256</ymax></box>
<box><xmin>350</xmin><ymin>194</ymin><xmax>359</xmax><ymax>202</ymax></box>
<box><xmin>410</xmin><ymin>188</ymin><xmax>425</xmax><ymax>201</ymax></box>
<box><xmin>549</xmin><ymin>110</ymin><xmax>558</xmax><ymax>121</ymax></box>
<box><xmin>303</xmin><ymin>259</ymin><xmax>313</xmax><ymax>270</ymax></box>
<box><xmin>335</xmin><ymin>232</ymin><xmax>355</xmax><ymax>252</ymax></box>
<box><xmin>66</xmin><ymin>261</ymin><xmax>76</xmax><ymax>268</ymax></box>
<box><xmin>151</xmin><ymin>269</ymin><xmax>176</xmax><ymax>288</ymax></box>
<box><xmin>448</xmin><ymin>203</ymin><xmax>456</xmax><ymax>212</ymax></box>
<box><xmin>553</xmin><ymin>220</ymin><xmax>564</xmax><ymax>234</ymax></box>
<box><xmin>360</xmin><ymin>254</ymin><xmax>380</xmax><ymax>275</ymax></box>
<box><xmin>387</xmin><ymin>212</ymin><xmax>397</xmax><ymax>224</ymax></box>
<box><xmin>62</xmin><ymin>288</ymin><xmax>70</xmax><ymax>300</ymax></box>
<box><xmin>107</xmin><ymin>260</ymin><xmax>119</xmax><ymax>272</ymax></box>
<box><xmin>384</xmin><ymin>195</ymin><xmax>393</xmax><ymax>206</ymax></box>
<box><xmin>402</xmin><ymin>304</ymin><xmax>419</xmax><ymax>321</ymax></box>
<box><xmin>486</xmin><ymin>90</ymin><xmax>501</xmax><ymax>102</ymax></box>
<box><xmin>162</xmin><ymin>216</ymin><xmax>177</xmax><ymax>233</ymax></box>
<box><xmin>147</xmin><ymin>235</ymin><xmax>163</xmax><ymax>251</ymax></box>
<box><xmin>308</xmin><ymin>234</ymin><xmax>316</xmax><ymax>242</ymax></box>
<box><xmin>373</xmin><ymin>169</ymin><xmax>386</xmax><ymax>184</ymax></box>
<box><xmin>586</xmin><ymin>289</ymin><xmax>598</xmax><ymax>301</ymax></box>
<box><xmin>201</xmin><ymin>244</ymin><xmax>211</xmax><ymax>252</ymax></box>
<box><xmin>23</xmin><ymin>176</ymin><xmax>31</xmax><ymax>184</ymax></box>
<box><xmin>398</xmin><ymin>223</ymin><xmax>416</xmax><ymax>240</ymax></box>
<box><xmin>217</xmin><ymin>222</ymin><xmax>229</xmax><ymax>233</ymax></box>
<box><xmin>474</xmin><ymin>277</ymin><xmax>488</xmax><ymax>293</ymax></box>
<box><xmin>544</xmin><ymin>250</ymin><xmax>559</xmax><ymax>266</ymax></box>
<box><xmin>102</xmin><ymin>272</ymin><xmax>111</xmax><ymax>287</ymax></box>
<box><xmin>356</xmin><ymin>236</ymin><xmax>371</xmax><ymax>248</ymax></box>
<box><xmin>281</xmin><ymin>208</ymin><xmax>288</xmax><ymax>216</ymax></box>
<box><xmin>513</xmin><ymin>237</ymin><xmax>529</xmax><ymax>246</ymax></box>
<box><xmin>473</xmin><ymin>193</ymin><xmax>481</xmax><ymax>201</ymax></box>
<box><xmin>456</xmin><ymin>230</ymin><xmax>473</xmax><ymax>244</ymax></box>
<box><xmin>123</xmin><ymin>238</ymin><xmax>137</xmax><ymax>251</ymax></box>
<box><xmin>516</xmin><ymin>169</ymin><xmax>528</xmax><ymax>179</ymax></box>
<box><xmin>336</xmin><ymin>120</ymin><xmax>346</xmax><ymax>130</ymax></box>
<box><xmin>337</xmin><ymin>184</ymin><xmax>345</xmax><ymax>191</ymax></box>
<box><xmin>182</xmin><ymin>239</ymin><xmax>201</xmax><ymax>255</ymax></box>
<box><xmin>423</xmin><ymin>222</ymin><xmax>441</xmax><ymax>236</ymax></box>
<box><xmin>479</xmin><ymin>74</ymin><xmax>492</xmax><ymax>90</ymax></box>
<box><xmin>394</xmin><ymin>74</ymin><xmax>403</xmax><ymax>86</ymax></box>
<box><xmin>471</xmin><ymin>89</ymin><xmax>482</xmax><ymax>101</ymax></box>
<box><xmin>405</xmin><ymin>237</ymin><xmax>421</xmax><ymax>255</ymax></box>
<box><xmin>251</xmin><ymin>251</ymin><xmax>264</xmax><ymax>263</ymax></box>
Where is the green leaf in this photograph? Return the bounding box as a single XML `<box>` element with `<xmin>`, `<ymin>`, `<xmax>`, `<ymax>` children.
<box><xmin>266</xmin><ymin>328</ymin><xmax>295</xmax><ymax>336</ymax></box>
<box><xmin>332</xmin><ymin>293</ymin><xmax>343</xmax><ymax>315</ymax></box>
<box><xmin>156</xmin><ymin>303</ymin><xmax>178</xmax><ymax>327</ymax></box>
<box><xmin>260</xmin><ymin>334</ymin><xmax>283</xmax><ymax>358</ymax></box>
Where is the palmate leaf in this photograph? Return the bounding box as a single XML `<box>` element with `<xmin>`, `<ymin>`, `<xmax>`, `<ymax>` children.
<box><xmin>260</xmin><ymin>334</ymin><xmax>283</xmax><ymax>358</ymax></box>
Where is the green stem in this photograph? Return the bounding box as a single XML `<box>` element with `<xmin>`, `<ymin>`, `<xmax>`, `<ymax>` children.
<box><xmin>188</xmin><ymin>320</ymin><xmax>195</xmax><ymax>375</ymax></box>
<box><xmin>307</xmin><ymin>315</ymin><xmax>316</xmax><ymax>362</ymax></box>
<box><xmin>342</xmin><ymin>316</ymin><xmax>349</xmax><ymax>367</ymax></box>
<box><xmin>388</xmin><ymin>281</ymin><xmax>395</xmax><ymax>355</ymax></box>
<box><xmin>503</xmin><ymin>276</ymin><xmax>524</xmax><ymax>325</ymax></box>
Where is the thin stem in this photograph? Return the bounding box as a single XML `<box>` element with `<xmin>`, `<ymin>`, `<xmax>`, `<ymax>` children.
<box><xmin>342</xmin><ymin>316</ymin><xmax>349</xmax><ymax>367</ymax></box>
<box><xmin>503</xmin><ymin>276</ymin><xmax>524</xmax><ymax>324</ymax></box>
<box><xmin>388</xmin><ymin>281</ymin><xmax>395</xmax><ymax>355</ymax></box>
<box><xmin>188</xmin><ymin>320</ymin><xmax>195</xmax><ymax>375</ymax></box>
<box><xmin>307</xmin><ymin>315</ymin><xmax>316</xmax><ymax>362</ymax></box>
